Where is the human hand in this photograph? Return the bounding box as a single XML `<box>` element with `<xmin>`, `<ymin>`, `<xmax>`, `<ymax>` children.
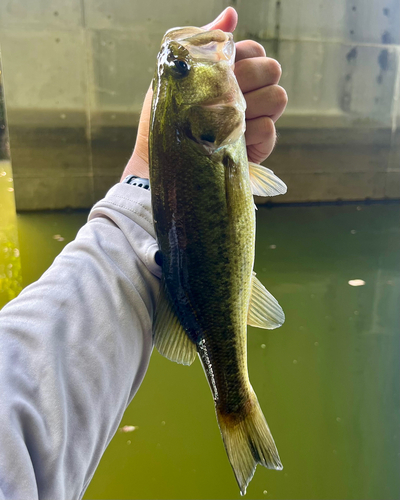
<box><xmin>121</xmin><ymin>7</ymin><xmax>287</xmax><ymax>180</ymax></box>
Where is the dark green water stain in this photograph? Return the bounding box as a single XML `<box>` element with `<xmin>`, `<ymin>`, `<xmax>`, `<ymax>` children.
<box><xmin>1</xmin><ymin>202</ymin><xmax>399</xmax><ymax>500</ymax></box>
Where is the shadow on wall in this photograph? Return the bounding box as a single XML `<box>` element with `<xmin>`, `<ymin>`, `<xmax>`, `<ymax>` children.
<box><xmin>0</xmin><ymin>0</ymin><xmax>399</xmax><ymax>210</ymax></box>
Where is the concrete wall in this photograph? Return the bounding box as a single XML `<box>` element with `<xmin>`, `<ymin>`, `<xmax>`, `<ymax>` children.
<box><xmin>236</xmin><ymin>0</ymin><xmax>400</xmax><ymax>202</ymax></box>
<box><xmin>0</xmin><ymin>0</ymin><xmax>399</xmax><ymax>209</ymax></box>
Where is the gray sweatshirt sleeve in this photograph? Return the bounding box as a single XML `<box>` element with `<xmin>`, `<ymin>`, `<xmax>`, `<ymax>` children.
<box><xmin>0</xmin><ymin>183</ymin><xmax>161</xmax><ymax>500</ymax></box>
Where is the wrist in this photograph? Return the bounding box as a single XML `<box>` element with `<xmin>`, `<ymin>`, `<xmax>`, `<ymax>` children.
<box><xmin>121</xmin><ymin>151</ymin><xmax>149</xmax><ymax>181</ymax></box>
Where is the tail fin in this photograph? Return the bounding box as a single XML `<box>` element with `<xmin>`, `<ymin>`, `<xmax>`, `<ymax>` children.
<box><xmin>216</xmin><ymin>395</ymin><xmax>282</xmax><ymax>496</ymax></box>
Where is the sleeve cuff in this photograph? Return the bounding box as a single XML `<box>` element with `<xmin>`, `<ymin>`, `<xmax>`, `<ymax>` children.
<box><xmin>88</xmin><ymin>183</ymin><xmax>161</xmax><ymax>279</ymax></box>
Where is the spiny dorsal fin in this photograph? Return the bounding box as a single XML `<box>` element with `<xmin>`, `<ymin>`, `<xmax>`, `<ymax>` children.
<box><xmin>249</xmin><ymin>162</ymin><xmax>287</xmax><ymax>197</ymax></box>
<box><xmin>153</xmin><ymin>280</ymin><xmax>197</xmax><ymax>366</ymax></box>
<box><xmin>248</xmin><ymin>272</ymin><xmax>285</xmax><ymax>329</ymax></box>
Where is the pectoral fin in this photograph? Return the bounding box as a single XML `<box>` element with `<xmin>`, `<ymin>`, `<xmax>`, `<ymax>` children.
<box><xmin>153</xmin><ymin>280</ymin><xmax>197</xmax><ymax>366</ymax></box>
<box><xmin>249</xmin><ymin>162</ymin><xmax>287</xmax><ymax>197</ymax></box>
<box><xmin>248</xmin><ymin>272</ymin><xmax>285</xmax><ymax>329</ymax></box>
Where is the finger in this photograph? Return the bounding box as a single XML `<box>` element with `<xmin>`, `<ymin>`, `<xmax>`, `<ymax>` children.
<box><xmin>245</xmin><ymin>116</ymin><xmax>276</xmax><ymax>164</ymax></box>
<box><xmin>235</xmin><ymin>40</ymin><xmax>266</xmax><ymax>62</ymax></box>
<box><xmin>235</xmin><ymin>57</ymin><xmax>282</xmax><ymax>94</ymax></box>
<box><xmin>245</xmin><ymin>85</ymin><xmax>288</xmax><ymax>122</ymax></box>
<box><xmin>202</xmin><ymin>7</ymin><xmax>238</xmax><ymax>32</ymax></box>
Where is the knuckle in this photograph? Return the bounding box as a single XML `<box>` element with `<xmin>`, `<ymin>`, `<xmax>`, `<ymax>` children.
<box><xmin>267</xmin><ymin>58</ymin><xmax>282</xmax><ymax>82</ymax></box>
<box><xmin>247</xmin><ymin>40</ymin><xmax>266</xmax><ymax>57</ymax></box>
<box><xmin>261</xmin><ymin>116</ymin><xmax>275</xmax><ymax>138</ymax></box>
<box><xmin>275</xmin><ymin>85</ymin><xmax>288</xmax><ymax>108</ymax></box>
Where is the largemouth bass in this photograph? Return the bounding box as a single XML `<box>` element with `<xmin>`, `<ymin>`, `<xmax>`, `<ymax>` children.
<box><xmin>149</xmin><ymin>26</ymin><xmax>287</xmax><ymax>495</ymax></box>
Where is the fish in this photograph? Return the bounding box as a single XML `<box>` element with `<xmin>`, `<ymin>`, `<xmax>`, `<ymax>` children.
<box><xmin>149</xmin><ymin>26</ymin><xmax>287</xmax><ymax>495</ymax></box>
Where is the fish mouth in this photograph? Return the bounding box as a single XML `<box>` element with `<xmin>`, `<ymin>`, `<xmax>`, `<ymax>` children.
<box><xmin>165</xmin><ymin>27</ymin><xmax>235</xmax><ymax>65</ymax></box>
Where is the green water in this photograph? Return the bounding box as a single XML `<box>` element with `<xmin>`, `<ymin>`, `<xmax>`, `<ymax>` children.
<box><xmin>0</xmin><ymin>202</ymin><xmax>399</xmax><ymax>500</ymax></box>
<box><xmin>0</xmin><ymin>160</ymin><xmax>21</xmax><ymax>308</ymax></box>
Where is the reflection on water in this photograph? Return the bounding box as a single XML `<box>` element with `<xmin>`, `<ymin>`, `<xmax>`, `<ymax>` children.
<box><xmin>2</xmin><ymin>201</ymin><xmax>398</xmax><ymax>500</ymax></box>
<box><xmin>0</xmin><ymin>51</ymin><xmax>21</xmax><ymax>308</ymax></box>
<box><xmin>0</xmin><ymin>160</ymin><xmax>21</xmax><ymax>308</ymax></box>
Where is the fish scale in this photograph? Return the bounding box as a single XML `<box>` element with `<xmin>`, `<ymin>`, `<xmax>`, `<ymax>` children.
<box><xmin>149</xmin><ymin>26</ymin><xmax>287</xmax><ymax>495</ymax></box>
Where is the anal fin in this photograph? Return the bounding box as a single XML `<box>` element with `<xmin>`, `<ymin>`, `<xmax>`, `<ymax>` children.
<box><xmin>153</xmin><ymin>280</ymin><xmax>197</xmax><ymax>366</ymax></box>
<box><xmin>248</xmin><ymin>272</ymin><xmax>285</xmax><ymax>329</ymax></box>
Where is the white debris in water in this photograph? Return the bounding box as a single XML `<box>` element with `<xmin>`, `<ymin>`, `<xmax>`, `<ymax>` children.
<box><xmin>119</xmin><ymin>425</ymin><xmax>137</xmax><ymax>433</ymax></box>
<box><xmin>0</xmin><ymin>171</ymin><xmax>6</xmax><ymax>176</ymax></box>
<box><xmin>263</xmin><ymin>491</ymin><xmax>268</xmax><ymax>495</ymax></box>
<box><xmin>293</xmin><ymin>359</ymin><xmax>298</xmax><ymax>364</ymax></box>
<box><xmin>7</xmin><ymin>187</ymin><xmax>14</xmax><ymax>192</ymax></box>
<box><xmin>348</xmin><ymin>279</ymin><xmax>365</xmax><ymax>286</ymax></box>
<box><xmin>53</xmin><ymin>234</ymin><xmax>65</xmax><ymax>242</ymax></box>
<box><xmin>261</xmin><ymin>344</ymin><xmax>266</xmax><ymax>349</ymax></box>
<box><xmin>356</xmin><ymin>206</ymin><xmax>362</xmax><ymax>211</ymax></box>
<box><xmin>269</xmin><ymin>244</ymin><xmax>276</xmax><ymax>249</ymax></box>
<box><xmin>127</xmin><ymin>440</ymin><xmax>131</xmax><ymax>445</ymax></box>
<box><xmin>161</xmin><ymin>421</ymin><xmax>166</xmax><ymax>426</ymax></box>
<box><xmin>60</xmin><ymin>113</ymin><xmax>66</xmax><ymax>119</ymax></box>
<box><xmin>350</xmin><ymin>229</ymin><xmax>356</xmax><ymax>234</ymax></box>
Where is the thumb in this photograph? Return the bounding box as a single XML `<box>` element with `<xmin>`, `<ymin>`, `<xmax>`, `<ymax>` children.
<box><xmin>202</xmin><ymin>7</ymin><xmax>238</xmax><ymax>33</ymax></box>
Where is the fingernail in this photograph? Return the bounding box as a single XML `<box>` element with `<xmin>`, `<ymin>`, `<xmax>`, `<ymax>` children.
<box><xmin>215</xmin><ymin>7</ymin><xmax>228</xmax><ymax>22</ymax></box>
<box><xmin>203</xmin><ymin>7</ymin><xmax>228</xmax><ymax>29</ymax></box>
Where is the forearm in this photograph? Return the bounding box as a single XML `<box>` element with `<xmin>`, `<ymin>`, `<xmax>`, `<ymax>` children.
<box><xmin>0</xmin><ymin>184</ymin><xmax>160</xmax><ymax>500</ymax></box>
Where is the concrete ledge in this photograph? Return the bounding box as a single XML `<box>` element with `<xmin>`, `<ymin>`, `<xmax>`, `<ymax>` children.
<box><xmin>6</xmin><ymin>111</ymin><xmax>400</xmax><ymax>210</ymax></box>
<box><xmin>14</xmin><ymin>174</ymin><xmax>95</xmax><ymax>211</ymax></box>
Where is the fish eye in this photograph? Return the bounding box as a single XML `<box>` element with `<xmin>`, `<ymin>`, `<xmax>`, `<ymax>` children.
<box><xmin>172</xmin><ymin>59</ymin><xmax>190</xmax><ymax>77</ymax></box>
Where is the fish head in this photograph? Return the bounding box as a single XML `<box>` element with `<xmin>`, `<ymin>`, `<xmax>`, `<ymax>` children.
<box><xmin>151</xmin><ymin>27</ymin><xmax>246</xmax><ymax>154</ymax></box>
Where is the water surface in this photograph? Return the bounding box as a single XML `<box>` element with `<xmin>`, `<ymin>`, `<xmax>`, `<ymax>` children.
<box><xmin>1</xmin><ymin>202</ymin><xmax>399</xmax><ymax>500</ymax></box>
